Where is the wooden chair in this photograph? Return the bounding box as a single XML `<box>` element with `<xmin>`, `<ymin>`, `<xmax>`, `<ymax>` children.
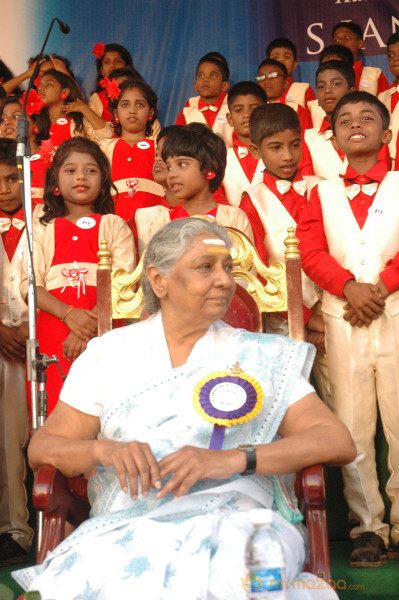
<box><xmin>33</xmin><ymin>227</ymin><xmax>331</xmax><ymax>581</ymax></box>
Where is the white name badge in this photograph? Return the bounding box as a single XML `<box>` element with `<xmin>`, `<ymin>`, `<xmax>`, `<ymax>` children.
<box><xmin>360</xmin><ymin>79</ymin><xmax>370</xmax><ymax>89</ymax></box>
<box><xmin>56</xmin><ymin>118</ymin><xmax>69</xmax><ymax>125</ymax></box>
<box><xmin>369</xmin><ymin>205</ymin><xmax>385</xmax><ymax>219</ymax></box>
<box><xmin>137</xmin><ymin>141</ymin><xmax>150</xmax><ymax>150</ymax></box>
<box><xmin>30</xmin><ymin>153</ymin><xmax>41</xmax><ymax>162</ymax></box>
<box><xmin>286</xmin><ymin>94</ymin><xmax>295</xmax><ymax>103</ymax></box>
<box><xmin>216</xmin><ymin>115</ymin><xmax>227</xmax><ymax>123</ymax></box>
<box><xmin>209</xmin><ymin>382</ymin><xmax>247</xmax><ymax>411</ymax></box>
<box><xmin>76</xmin><ymin>216</ymin><xmax>96</xmax><ymax>229</ymax></box>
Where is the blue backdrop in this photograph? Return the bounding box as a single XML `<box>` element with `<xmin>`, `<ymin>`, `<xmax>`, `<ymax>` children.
<box><xmin>2</xmin><ymin>0</ymin><xmax>398</xmax><ymax>125</ymax></box>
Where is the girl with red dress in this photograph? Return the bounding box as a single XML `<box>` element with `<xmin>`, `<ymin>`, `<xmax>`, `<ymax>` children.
<box><xmin>29</xmin><ymin>138</ymin><xmax>135</xmax><ymax>415</ymax></box>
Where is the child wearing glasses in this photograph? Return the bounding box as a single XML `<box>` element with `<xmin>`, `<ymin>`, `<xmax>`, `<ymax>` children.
<box><xmin>256</xmin><ymin>59</ymin><xmax>312</xmax><ymax>131</ymax></box>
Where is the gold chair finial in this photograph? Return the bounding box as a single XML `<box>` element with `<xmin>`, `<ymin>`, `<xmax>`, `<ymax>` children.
<box><xmin>97</xmin><ymin>240</ymin><xmax>112</xmax><ymax>270</ymax></box>
<box><xmin>284</xmin><ymin>227</ymin><xmax>300</xmax><ymax>260</ymax></box>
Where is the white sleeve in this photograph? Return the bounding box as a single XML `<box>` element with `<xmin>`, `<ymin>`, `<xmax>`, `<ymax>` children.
<box><xmin>59</xmin><ymin>336</ymin><xmax>106</xmax><ymax>417</ymax></box>
<box><xmin>287</xmin><ymin>375</ymin><xmax>315</xmax><ymax>407</ymax></box>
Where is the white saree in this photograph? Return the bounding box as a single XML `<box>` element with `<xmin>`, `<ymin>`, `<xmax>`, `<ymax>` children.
<box><xmin>14</xmin><ymin>314</ymin><xmax>337</xmax><ymax>599</ymax></box>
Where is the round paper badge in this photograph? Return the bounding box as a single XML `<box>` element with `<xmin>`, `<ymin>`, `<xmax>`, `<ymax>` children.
<box><xmin>30</xmin><ymin>153</ymin><xmax>41</xmax><ymax>162</ymax></box>
<box><xmin>137</xmin><ymin>141</ymin><xmax>150</xmax><ymax>150</ymax></box>
<box><xmin>360</xmin><ymin>79</ymin><xmax>370</xmax><ymax>89</ymax></box>
<box><xmin>76</xmin><ymin>216</ymin><xmax>96</xmax><ymax>229</ymax></box>
<box><xmin>216</xmin><ymin>115</ymin><xmax>227</xmax><ymax>123</ymax></box>
<box><xmin>193</xmin><ymin>362</ymin><xmax>263</xmax><ymax>450</ymax></box>
<box><xmin>56</xmin><ymin>118</ymin><xmax>69</xmax><ymax>125</ymax></box>
<box><xmin>286</xmin><ymin>94</ymin><xmax>295</xmax><ymax>103</ymax></box>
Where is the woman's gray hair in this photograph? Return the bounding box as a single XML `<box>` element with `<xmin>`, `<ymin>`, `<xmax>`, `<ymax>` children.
<box><xmin>142</xmin><ymin>218</ymin><xmax>232</xmax><ymax>314</ymax></box>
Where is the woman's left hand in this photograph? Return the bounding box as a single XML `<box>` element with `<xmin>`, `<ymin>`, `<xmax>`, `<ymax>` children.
<box><xmin>157</xmin><ymin>446</ymin><xmax>245</xmax><ymax>499</ymax></box>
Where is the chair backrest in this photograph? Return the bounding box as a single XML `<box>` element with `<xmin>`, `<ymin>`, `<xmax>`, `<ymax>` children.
<box><xmin>96</xmin><ymin>226</ymin><xmax>304</xmax><ymax>341</ymax></box>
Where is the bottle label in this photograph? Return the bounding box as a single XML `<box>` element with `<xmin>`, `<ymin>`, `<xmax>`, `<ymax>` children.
<box><xmin>250</xmin><ymin>567</ymin><xmax>283</xmax><ymax>592</ymax></box>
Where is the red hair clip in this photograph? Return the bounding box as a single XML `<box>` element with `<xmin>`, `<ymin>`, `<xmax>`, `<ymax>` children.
<box><xmin>92</xmin><ymin>42</ymin><xmax>106</xmax><ymax>59</ymax></box>
<box><xmin>20</xmin><ymin>89</ymin><xmax>45</xmax><ymax>116</ymax></box>
<box><xmin>40</xmin><ymin>139</ymin><xmax>57</xmax><ymax>168</ymax></box>
<box><xmin>34</xmin><ymin>76</ymin><xmax>42</xmax><ymax>89</ymax></box>
<box><xmin>100</xmin><ymin>77</ymin><xmax>121</xmax><ymax>101</ymax></box>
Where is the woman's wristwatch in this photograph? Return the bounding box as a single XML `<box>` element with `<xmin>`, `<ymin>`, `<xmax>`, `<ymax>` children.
<box><xmin>237</xmin><ymin>444</ymin><xmax>257</xmax><ymax>475</ymax></box>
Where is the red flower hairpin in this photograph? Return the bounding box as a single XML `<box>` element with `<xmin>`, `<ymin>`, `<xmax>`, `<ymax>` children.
<box><xmin>20</xmin><ymin>89</ymin><xmax>45</xmax><ymax>116</ymax></box>
<box><xmin>100</xmin><ymin>77</ymin><xmax>121</xmax><ymax>101</ymax></box>
<box><xmin>92</xmin><ymin>42</ymin><xmax>106</xmax><ymax>59</ymax></box>
<box><xmin>34</xmin><ymin>76</ymin><xmax>42</xmax><ymax>89</ymax></box>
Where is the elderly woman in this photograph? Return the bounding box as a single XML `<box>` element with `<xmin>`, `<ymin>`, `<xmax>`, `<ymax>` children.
<box><xmin>14</xmin><ymin>219</ymin><xmax>355</xmax><ymax>599</ymax></box>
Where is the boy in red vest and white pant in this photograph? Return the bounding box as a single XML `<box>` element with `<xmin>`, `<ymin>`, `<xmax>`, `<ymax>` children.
<box><xmin>297</xmin><ymin>91</ymin><xmax>399</xmax><ymax>567</ymax></box>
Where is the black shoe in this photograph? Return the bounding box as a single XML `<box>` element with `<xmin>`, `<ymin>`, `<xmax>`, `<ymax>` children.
<box><xmin>349</xmin><ymin>532</ymin><xmax>388</xmax><ymax>568</ymax></box>
<box><xmin>0</xmin><ymin>533</ymin><xmax>30</xmax><ymax>567</ymax></box>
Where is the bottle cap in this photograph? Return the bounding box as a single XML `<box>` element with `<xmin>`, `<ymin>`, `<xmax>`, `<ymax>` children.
<box><xmin>249</xmin><ymin>508</ymin><xmax>273</xmax><ymax>525</ymax></box>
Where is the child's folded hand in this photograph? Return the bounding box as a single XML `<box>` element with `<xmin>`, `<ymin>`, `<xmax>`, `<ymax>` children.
<box><xmin>343</xmin><ymin>280</ymin><xmax>385</xmax><ymax>322</ymax></box>
<box><xmin>63</xmin><ymin>331</ymin><xmax>88</xmax><ymax>361</ymax></box>
<box><xmin>64</xmin><ymin>307</ymin><xmax>98</xmax><ymax>340</ymax></box>
<box><xmin>0</xmin><ymin>323</ymin><xmax>26</xmax><ymax>360</ymax></box>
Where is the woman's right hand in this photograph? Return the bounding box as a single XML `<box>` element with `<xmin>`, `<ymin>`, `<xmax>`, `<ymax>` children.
<box><xmin>95</xmin><ymin>440</ymin><xmax>162</xmax><ymax>499</ymax></box>
<box><xmin>64</xmin><ymin>308</ymin><xmax>98</xmax><ymax>340</ymax></box>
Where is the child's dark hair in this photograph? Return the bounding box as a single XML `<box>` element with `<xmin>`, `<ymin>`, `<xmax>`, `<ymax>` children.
<box><xmin>266</xmin><ymin>38</ymin><xmax>297</xmax><ymax>61</ymax></box>
<box><xmin>112</xmin><ymin>79</ymin><xmax>158</xmax><ymax>138</ymax></box>
<box><xmin>196</xmin><ymin>52</ymin><xmax>230</xmax><ymax>82</ymax></box>
<box><xmin>161</xmin><ymin>123</ymin><xmax>226</xmax><ymax>193</ymax></box>
<box><xmin>0</xmin><ymin>95</ymin><xmax>22</xmax><ymax>120</ymax></box>
<box><xmin>228</xmin><ymin>81</ymin><xmax>267</xmax><ymax>108</ymax></box>
<box><xmin>35</xmin><ymin>69</ymin><xmax>84</xmax><ymax>144</ymax></box>
<box><xmin>387</xmin><ymin>32</ymin><xmax>399</xmax><ymax>49</ymax></box>
<box><xmin>95</xmin><ymin>43</ymin><xmax>134</xmax><ymax>92</ymax></box>
<box><xmin>41</xmin><ymin>138</ymin><xmax>115</xmax><ymax>224</ymax></box>
<box><xmin>156</xmin><ymin>125</ymin><xmax>182</xmax><ymax>145</ymax></box>
<box><xmin>29</xmin><ymin>54</ymin><xmax>76</xmax><ymax>81</ymax></box>
<box><xmin>109</xmin><ymin>66</ymin><xmax>143</xmax><ymax>82</ymax></box>
<box><xmin>331</xmin><ymin>91</ymin><xmax>391</xmax><ymax>135</ymax></box>
<box><xmin>0</xmin><ymin>138</ymin><xmax>18</xmax><ymax>167</ymax></box>
<box><xmin>257</xmin><ymin>59</ymin><xmax>288</xmax><ymax>78</ymax></box>
<box><xmin>249</xmin><ymin>103</ymin><xmax>300</xmax><ymax>147</ymax></box>
<box><xmin>319</xmin><ymin>44</ymin><xmax>354</xmax><ymax>66</ymax></box>
<box><xmin>316</xmin><ymin>60</ymin><xmax>356</xmax><ymax>90</ymax></box>
<box><xmin>332</xmin><ymin>21</ymin><xmax>363</xmax><ymax>41</ymax></box>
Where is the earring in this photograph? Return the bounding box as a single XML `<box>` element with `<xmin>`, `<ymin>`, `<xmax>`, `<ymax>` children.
<box><xmin>147</xmin><ymin>114</ymin><xmax>154</xmax><ymax>122</ymax></box>
<box><xmin>60</xmin><ymin>92</ymin><xmax>68</xmax><ymax>100</ymax></box>
<box><xmin>33</xmin><ymin>125</ymin><xmax>39</xmax><ymax>133</ymax></box>
<box><xmin>206</xmin><ymin>171</ymin><xmax>216</xmax><ymax>180</ymax></box>
<box><xmin>114</xmin><ymin>115</ymin><xmax>119</xmax><ymax>123</ymax></box>
<box><xmin>54</xmin><ymin>187</ymin><xmax>61</xmax><ymax>196</ymax></box>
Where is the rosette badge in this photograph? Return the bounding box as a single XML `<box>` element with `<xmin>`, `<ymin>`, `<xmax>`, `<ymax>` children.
<box><xmin>193</xmin><ymin>362</ymin><xmax>263</xmax><ymax>449</ymax></box>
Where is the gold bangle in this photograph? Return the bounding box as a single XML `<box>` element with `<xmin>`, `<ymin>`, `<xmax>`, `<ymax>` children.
<box><xmin>61</xmin><ymin>305</ymin><xmax>74</xmax><ymax>322</ymax></box>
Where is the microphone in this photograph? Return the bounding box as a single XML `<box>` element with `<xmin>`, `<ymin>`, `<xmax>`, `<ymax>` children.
<box><xmin>56</xmin><ymin>19</ymin><xmax>70</xmax><ymax>34</ymax></box>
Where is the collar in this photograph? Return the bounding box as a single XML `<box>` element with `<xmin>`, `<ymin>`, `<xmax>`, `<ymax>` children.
<box><xmin>198</xmin><ymin>92</ymin><xmax>226</xmax><ymax>112</ymax></box>
<box><xmin>0</xmin><ymin>206</ymin><xmax>24</xmax><ymax>219</ymax></box>
<box><xmin>353</xmin><ymin>59</ymin><xmax>363</xmax><ymax>74</ymax></box>
<box><xmin>342</xmin><ymin>160</ymin><xmax>388</xmax><ymax>184</ymax></box>
<box><xmin>233</xmin><ymin>131</ymin><xmax>251</xmax><ymax>158</ymax></box>
<box><xmin>318</xmin><ymin>117</ymin><xmax>332</xmax><ymax>134</ymax></box>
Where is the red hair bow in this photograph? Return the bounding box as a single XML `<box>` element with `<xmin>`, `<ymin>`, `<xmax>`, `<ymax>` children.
<box><xmin>92</xmin><ymin>42</ymin><xmax>106</xmax><ymax>59</ymax></box>
<box><xmin>20</xmin><ymin>89</ymin><xmax>45</xmax><ymax>116</ymax></box>
<box><xmin>100</xmin><ymin>77</ymin><xmax>121</xmax><ymax>101</ymax></box>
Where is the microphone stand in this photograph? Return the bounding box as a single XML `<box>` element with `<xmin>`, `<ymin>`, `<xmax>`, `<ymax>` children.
<box><xmin>16</xmin><ymin>16</ymin><xmax>69</xmax><ymax>554</ymax></box>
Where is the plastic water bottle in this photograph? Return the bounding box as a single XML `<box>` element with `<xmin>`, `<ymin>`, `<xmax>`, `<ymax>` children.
<box><xmin>245</xmin><ymin>509</ymin><xmax>288</xmax><ymax>599</ymax></box>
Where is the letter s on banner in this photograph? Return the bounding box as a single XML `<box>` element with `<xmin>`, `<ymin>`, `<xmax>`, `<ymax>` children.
<box><xmin>307</xmin><ymin>23</ymin><xmax>324</xmax><ymax>55</ymax></box>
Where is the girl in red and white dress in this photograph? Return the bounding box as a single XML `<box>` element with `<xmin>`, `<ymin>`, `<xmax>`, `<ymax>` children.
<box><xmin>134</xmin><ymin>122</ymin><xmax>254</xmax><ymax>257</ymax></box>
<box><xmin>88</xmin><ymin>79</ymin><xmax>165</xmax><ymax>223</ymax></box>
<box><xmin>89</xmin><ymin>43</ymin><xmax>136</xmax><ymax>122</ymax></box>
<box><xmin>35</xmin><ymin>68</ymin><xmax>86</xmax><ymax>146</ymax></box>
<box><xmin>28</xmin><ymin>138</ymin><xmax>135</xmax><ymax>414</ymax></box>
